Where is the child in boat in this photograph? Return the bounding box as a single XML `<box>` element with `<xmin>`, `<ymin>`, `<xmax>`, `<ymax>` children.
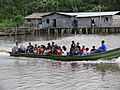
<box><xmin>62</xmin><ymin>46</ymin><xmax>67</xmax><ymax>56</ymax></box>
<box><xmin>46</xmin><ymin>43</ymin><xmax>52</xmax><ymax>50</ymax></box>
<box><xmin>51</xmin><ymin>42</ymin><xmax>55</xmax><ymax>48</ymax></box>
<box><xmin>82</xmin><ymin>48</ymin><xmax>89</xmax><ymax>56</ymax></box>
<box><xmin>90</xmin><ymin>46</ymin><xmax>96</xmax><ymax>53</ymax></box>
<box><xmin>37</xmin><ymin>46</ymin><xmax>41</xmax><ymax>54</ymax></box>
<box><xmin>57</xmin><ymin>46</ymin><xmax>62</xmax><ymax>56</ymax></box>
<box><xmin>80</xmin><ymin>45</ymin><xmax>86</xmax><ymax>54</ymax></box>
<box><xmin>26</xmin><ymin>43</ymin><xmax>34</xmax><ymax>53</ymax></box>
<box><xmin>40</xmin><ymin>45</ymin><xmax>45</xmax><ymax>54</ymax></box>
<box><xmin>48</xmin><ymin>47</ymin><xmax>57</xmax><ymax>55</ymax></box>
<box><xmin>34</xmin><ymin>44</ymin><xmax>38</xmax><ymax>53</ymax></box>
<box><xmin>76</xmin><ymin>42</ymin><xmax>81</xmax><ymax>50</ymax></box>
<box><xmin>74</xmin><ymin>47</ymin><xmax>81</xmax><ymax>55</ymax></box>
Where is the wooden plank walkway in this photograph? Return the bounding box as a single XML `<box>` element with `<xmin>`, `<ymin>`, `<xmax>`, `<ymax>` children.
<box><xmin>0</xmin><ymin>27</ymin><xmax>120</xmax><ymax>36</ymax></box>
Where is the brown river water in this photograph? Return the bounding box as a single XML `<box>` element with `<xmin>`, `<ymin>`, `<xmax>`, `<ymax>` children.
<box><xmin>0</xmin><ymin>34</ymin><xmax>120</xmax><ymax>90</ymax></box>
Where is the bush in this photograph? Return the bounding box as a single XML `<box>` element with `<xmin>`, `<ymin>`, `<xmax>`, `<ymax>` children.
<box><xmin>0</xmin><ymin>19</ymin><xmax>16</xmax><ymax>27</ymax></box>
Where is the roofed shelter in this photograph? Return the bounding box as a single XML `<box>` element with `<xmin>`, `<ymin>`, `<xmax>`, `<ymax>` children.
<box><xmin>41</xmin><ymin>12</ymin><xmax>79</xmax><ymax>28</ymax></box>
<box><xmin>24</xmin><ymin>12</ymin><xmax>50</xmax><ymax>29</ymax></box>
<box><xmin>76</xmin><ymin>11</ymin><xmax>120</xmax><ymax>27</ymax></box>
<box><xmin>41</xmin><ymin>11</ymin><xmax>120</xmax><ymax>28</ymax></box>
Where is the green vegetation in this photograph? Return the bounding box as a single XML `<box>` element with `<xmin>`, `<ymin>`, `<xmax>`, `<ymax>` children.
<box><xmin>0</xmin><ymin>0</ymin><xmax>120</xmax><ymax>27</ymax></box>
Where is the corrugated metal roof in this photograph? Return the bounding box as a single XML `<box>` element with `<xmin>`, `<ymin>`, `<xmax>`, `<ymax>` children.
<box><xmin>25</xmin><ymin>11</ymin><xmax>119</xmax><ymax>19</ymax></box>
<box><xmin>58</xmin><ymin>12</ymin><xmax>80</xmax><ymax>16</ymax></box>
<box><xmin>76</xmin><ymin>11</ymin><xmax>119</xmax><ymax>17</ymax></box>
<box><xmin>25</xmin><ymin>12</ymin><xmax>50</xmax><ymax>19</ymax></box>
<box><xmin>59</xmin><ymin>11</ymin><xmax>120</xmax><ymax>17</ymax></box>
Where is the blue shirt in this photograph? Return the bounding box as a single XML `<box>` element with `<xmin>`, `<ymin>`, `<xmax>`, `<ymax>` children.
<box><xmin>101</xmin><ymin>43</ymin><xmax>107</xmax><ymax>52</ymax></box>
<box><xmin>82</xmin><ymin>50</ymin><xmax>87</xmax><ymax>56</ymax></box>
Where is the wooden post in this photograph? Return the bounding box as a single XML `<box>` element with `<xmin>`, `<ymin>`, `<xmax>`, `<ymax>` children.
<box><xmin>55</xmin><ymin>29</ymin><xmax>58</xmax><ymax>35</ymax></box>
<box><xmin>79</xmin><ymin>28</ymin><xmax>82</xmax><ymax>34</ymax></box>
<box><xmin>61</xmin><ymin>29</ymin><xmax>64</xmax><ymax>35</ymax></box>
<box><xmin>106</xmin><ymin>28</ymin><xmax>108</xmax><ymax>34</ymax></box>
<box><xmin>68</xmin><ymin>28</ymin><xmax>70</xmax><ymax>35</ymax></box>
<box><xmin>75</xmin><ymin>29</ymin><xmax>76</xmax><ymax>34</ymax></box>
<box><xmin>92</xmin><ymin>27</ymin><xmax>94</xmax><ymax>34</ymax></box>
<box><xmin>48</xmin><ymin>28</ymin><xmax>50</xmax><ymax>36</ymax></box>
<box><xmin>86</xmin><ymin>28</ymin><xmax>88</xmax><ymax>34</ymax></box>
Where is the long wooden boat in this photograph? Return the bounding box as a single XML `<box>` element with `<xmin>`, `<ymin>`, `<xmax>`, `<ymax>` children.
<box><xmin>9</xmin><ymin>47</ymin><xmax>120</xmax><ymax>61</ymax></box>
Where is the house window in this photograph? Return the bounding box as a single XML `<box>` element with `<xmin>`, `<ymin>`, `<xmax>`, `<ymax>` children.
<box><xmin>27</xmin><ymin>19</ymin><xmax>31</xmax><ymax>22</ymax></box>
<box><xmin>46</xmin><ymin>19</ymin><xmax>49</xmax><ymax>24</ymax></box>
<box><xmin>38</xmin><ymin>19</ymin><xmax>42</xmax><ymax>24</ymax></box>
<box><xmin>104</xmin><ymin>17</ymin><xmax>108</xmax><ymax>22</ymax></box>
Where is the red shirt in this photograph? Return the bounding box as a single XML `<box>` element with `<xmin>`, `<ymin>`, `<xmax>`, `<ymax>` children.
<box><xmin>80</xmin><ymin>48</ymin><xmax>86</xmax><ymax>53</ymax></box>
<box><xmin>57</xmin><ymin>49</ymin><xmax>62</xmax><ymax>56</ymax></box>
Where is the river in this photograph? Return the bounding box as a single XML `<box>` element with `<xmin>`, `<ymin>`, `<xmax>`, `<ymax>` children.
<box><xmin>0</xmin><ymin>34</ymin><xmax>120</xmax><ymax>90</ymax></box>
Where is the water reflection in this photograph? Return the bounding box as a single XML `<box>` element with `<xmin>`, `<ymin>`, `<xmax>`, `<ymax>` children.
<box><xmin>90</xmin><ymin>63</ymin><xmax>120</xmax><ymax>72</ymax></box>
<box><xmin>51</xmin><ymin>61</ymin><xmax>62</xmax><ymax>67</ymax></box>
<box><xmin>70</xmin><ymin>63</ymin><xmax>80</xmax><ymax>71</ymax></box>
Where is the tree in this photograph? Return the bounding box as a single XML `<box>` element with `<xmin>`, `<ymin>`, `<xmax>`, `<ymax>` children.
<box><xmin>14</xmin><ymin>15</ymin><xmax>24</xmax><ymax>27</ymax></box>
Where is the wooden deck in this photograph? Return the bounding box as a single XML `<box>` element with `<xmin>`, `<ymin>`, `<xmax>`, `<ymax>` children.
<box><xmin>0</xmin><ymin>27</ymin><xmax>120</xmax><ymax>36</ymax></box>
<box><xmin>33</xmin><ymin>27</ymin><xmax>120</xmax><ymax>35</ymax></box>
<box><xmin>0</xmin><ymin>27</ymin><xmax>33</xmax><ymax>36</ymax></box>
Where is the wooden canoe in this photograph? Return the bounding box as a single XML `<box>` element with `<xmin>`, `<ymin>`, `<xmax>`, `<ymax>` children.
<box><xmin>9</xmin><ymin>47</ymin><xmax>120</xmax><ymax>61</ymax></box>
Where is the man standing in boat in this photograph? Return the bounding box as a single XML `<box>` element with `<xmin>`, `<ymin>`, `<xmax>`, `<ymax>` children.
<box><xmin>93</xmin><ymin>40</ymin><xmax>107</xmax><ymax>53</ymax></box>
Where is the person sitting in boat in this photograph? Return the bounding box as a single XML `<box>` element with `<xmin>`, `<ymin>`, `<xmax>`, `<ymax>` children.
<box><xmin>69</xmin><ymin>41</ymin><xmax>76</xmax><ymax>55</ymax></box>
<box><xmin>28</xmin><ymin>43</ymin><xmax>34</xmax><ymax>48</ymax></box>
<box><xmin>46</xmin><ymin>43</ymin><xmax>52</xmax><ymax>51</ymax></box>
<box><xmin>26</xmin><ymin>46</ymin><xmax>30</xmax><ymax>53</ymax></box>
<box><xmin>19</xmin><ymin>45</ymin><xmax>25</xmax><ymax>53</ymax></box>
<box><xmin>76</xmin><ymin>42</ymin><xmax>81</xmax><ymax>50</ymax></box>
<box><xmin>80</xmin><ymin>45</ymin><xmax>86</xmax><ymax>54</ymax></box>
<box><xmin>51</xmin><ymin>42</ymin><xmax>55</xmax><ymax>48</ymax></box>
<box><xmin>62</xmin><ymin>46</ymin><xmax>67</xmax><ymax>56</ymax></box>
<box><xmin>73</xmin><ymin>47</ymin><xmax>80</xmax><ymax>55</ymax></box>
<box><xmin>48</xmin><ymin>47</ymin><xmax>57</xmax><ymax>55</ymax></box>
<box><xmin>37</xmin><ymin>46</ymin><xmax>41</xmax><ymax>54</ymax></box>
<box><xmin>26</xmin><ymin>46</ymin><xmax>34</xmax><ymax>53</ymax></box>
<box><xmin>34</xmin><ymin>44</ymin><xmax>38</xmax><ymax>54</ymax></box>
<box><xmin>93</xmin><ymin>40</ymin><xmax>107</xmax><ymax>53</ymax></box>
<box><xmin>54</xmin><ymin>44</ymin><xmax>58</xmax><ymax>49</ymax></box>
<box><xmin>40</xmin><ymin>45</ymin><xmax>46</xmax><ymax>54</ymax></box>
<box><xmin>90</xmin><ymin>46</ymin><xmax>96</xmax><ymax>53</ymax></box>
<box><xmin>26</xmin><ymin>43</ymin><xmax>34</xmax><ymax>53</ymax></box>
<box><xmin>82</xmin><ymin>48</ymin><xmax>89</xmax><ymax>56</ymax></box>
<box><xmin>12</xmin><ymin>42</ymin><xmax>19</xmax><ymax>53</ymax></box>
<box><xmin>57</xmin><ymin>46</ymin><xmax>62</xmax><ymax>56</ymax></box>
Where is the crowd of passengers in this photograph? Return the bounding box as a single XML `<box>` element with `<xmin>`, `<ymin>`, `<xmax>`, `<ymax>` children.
<box><xmin>12</xmin><ymin>40</ymin><xmax>107</xmax><ymax>56</ymax></box>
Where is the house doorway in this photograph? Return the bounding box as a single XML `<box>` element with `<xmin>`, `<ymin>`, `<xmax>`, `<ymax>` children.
<box><xmin>73</xmin><ymin>20</ymin><xmax>78</xmax><ymax>27</ymax></box>
<box><xmin>91</xmin><ymin>18</ymin><xmax>95</xmax><ymax>27</ymax></box>
<box><xmin>53</xmin><ymin>19</ymin><xmax>56</xmax><ymax>27</ymax></box>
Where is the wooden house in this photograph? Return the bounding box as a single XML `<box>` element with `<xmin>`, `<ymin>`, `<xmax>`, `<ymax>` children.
<box><xmin>76</xmin><ymin>11</ymin><xmax>120</xmax><ymax>27</ymax></box>
<box><xmin>41</xmin><ymin>12</ymin><xmax>79</xmax><ymax>28</ymax></box>
<box><xmin>41</xmin><ymin>11</ymin><xmax>120</xmax><ymax>28</ymax></box>
<box><xmin>24</xmin><ymin>11</ymin><xmax>120</xmax><ymax>29</ymax></box>
<box><xmin>24</xmin><ymin>12</ymin><xmax>50</xmax><ymax>29</ymax></box>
